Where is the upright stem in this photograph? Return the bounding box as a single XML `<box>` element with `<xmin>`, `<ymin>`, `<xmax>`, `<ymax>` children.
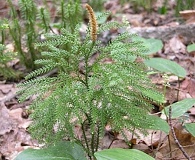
<box><xmin>40</xmin><ymin>8</ymin><xmax>49</xmax><ymax>33</ymax></box>
<box><xmin>61</xmin><ymin>0</ymin><xmax>66</xmax><ymax>29</ymax></box>
<box><xmin>83</xmin><ymin>5</ymin><xmax>97</xmax><ymax>156</ymax></box>
<box><xmin>1</xmin><ymin>30</ymin><xmax>5</xmax><ymax>44</ymax></box>
<box><xmin>91</xmin><ymin>132</ymin><xmax>95</xmax><ymax>159</ymax></box>
<box><xmin>95</xmin><ymin>123</ymin><xmax>100</xmax><ymax>152</ymax></box>
<box><xmin>84</xmin><ymin>41</ymin><xmax>95</xmax><ymax>90</ymax></box>
<box><xmin>82</xmin><ymin>119</ymin><xmax>92</xmax><ymax>160</ymax></box>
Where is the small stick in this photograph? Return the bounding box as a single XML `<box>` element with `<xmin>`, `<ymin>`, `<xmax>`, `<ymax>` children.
<box><xmin>168</xmin><ymin>106</ymin><xmax>192</xmax><ymax>160</ymax></box>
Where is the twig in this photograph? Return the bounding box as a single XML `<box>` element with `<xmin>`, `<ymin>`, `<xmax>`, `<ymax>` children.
<box><xmin>168</xmin><ymin>106</ymin><xmax>192</xmax><ymax>160</ymax></box>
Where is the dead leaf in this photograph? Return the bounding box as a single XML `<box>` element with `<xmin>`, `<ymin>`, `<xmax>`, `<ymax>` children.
<box><xmin>180</xmin><ymin>10</ymin><xmax>195</xmax><ymax>24</ymax></box>
<box><xmin>136</xmin><ymin>130</ymin><xmax>167</xmax><ymax>148</ymax></box>
<box><xmin>181</xmin><ymin>77</ymin><xmax>195</xmax><ymax>98</ymax></box>
<box><xmin>74</xmin><ymin>124</ymin><xmax>82</xmax><ymax>140</ymax></box>
<box><xmin>104</xmin><ymin>0</ymin><xmax>119</xmax><ymax>14</ymax></box>
<box><xmin>0</xmin><ymin>104</ymin><xmax>13</xmax><ymax>135</ymax></box>
<box><xmin>172</xmin><ymin>127</ymin><xmax>195</xmax><ymax>146</ymax></box>
<box><xmin>164</xmin><ymin>36</ymin><xmax>186</xmax><ymax>54</ymax></box>
<box><xmin>110</xmin><ymin>139</ymin><xmax>129</xmax><ymax>149</ymax></box>
<box><xmin>121</xmin><ymin>14</ymin><xmax>143</xmax><ymax>27</ymax></box>
<box><xmin>0</xmin><ymin>103</ymin><xmax>36</xmax><ymax>158</ymax></box>
<box><xmin>188</xmin><ymin>107</ymin><xmax>195</xmax><ymax>116</ymax></box>
<box><xmin>132</xmin><ymin>143</ymin><xmax>150</xmax><ymax>153</ymax></box>
<box><xmin>0</xmin><ymin>1</ymin><xmax>8</xmax><ymax>17</ymax></box>
<box><xmin>157</xmin><ymin>123</ymin><xmax>195</xmax><ymax>159</ymax></box>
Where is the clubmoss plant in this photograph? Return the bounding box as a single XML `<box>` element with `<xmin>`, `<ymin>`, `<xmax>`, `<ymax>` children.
<box><xmin>37</xmin><ymin>6</ymin><xmax>51</xmax><ymax>33</ymax></box>
<box><xmin>120</xmin><ymin>0</ymin><xmax>156</xmax><ymax>12</ymax></box>
<box><xmin>59</xmin><ymin>0</ymin><xmax>82</xmax><ymax>32</ymax></box>
<box><xmin>19</xmin><ymin>4</ymin><xmax>164</xmax><ymax>160</ymax></box>
<box><xmin>7</xmin><ymin>0</ymin><xmax>83</xmax><ymax>72</ymax></box>
<box><xmin>7</xmin><ymin>0</ymin><xmax>38</xmax><ymax>70</ymax></box>
<box><xmin>0</xmin><ymin>44</ymin><xmax>19</xmax><ymax>80</ymax></box>
<box><xmin>0</xmin><ymin>19</ymin><xmax>8</xmax><ymax>44</ymax></box>
<box><xmin>175</xmin><ymin>0</ymin><xmax>195</xmax><ymax>16</ymax></box>
<box><xmin>0</xmin><ymin>20</ymin><xmax>20</xmax><ymax>80</ymax></box>
<box><xmin>88</xmin><ymin>0</ymin><xmax>106</xmax><ymax>11</ymax></box>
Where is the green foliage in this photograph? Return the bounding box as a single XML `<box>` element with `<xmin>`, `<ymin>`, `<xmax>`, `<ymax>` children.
<box><xmin>58</xmin><ymin>0</ymin><xmax>82</xmax><ymax>32</ymax></box>
<box><xmin>88</xmin><ymin>0</ymin><xmax>106</xmax><ymax>11</ymax></box>
<box><xmin>94</xmin><ymin>148</ymin><xmax>155</xmax><ymax>160</ymax></box>
<box><xmin>175</xmin><ymin>0</ymin><xmax>195</xmax><ymax>16</ymax></box>
<box><xmin>18</xmin><ymin>7</ymin><xmax>164</xmax><ymax>159</ymax></box>
<box><xmin>0</xmin><ymin>44</ymin><xmax>19</xmax><ymax>79</ymax></box>
<box><xmin>6</xmin><ymin>0</ymin><xmax>83</xmax><ymax>72</ymax></box>
<box><xmin>37</xmin><ymin>7</ymin><xmax>51</xmax><ymax>33</ymax></box>
<box><xmin>163</xmin><ymin>98</ymin><xmax>195</xmax><ymax>119</ymax></box>
<box><xmin>15</xmin><ymin>141</ymin><xmax>87</xmax><ymax>160</ymax></box>
<box><xmin>141</xmin><ymin>38</ymin><xmax>163</xmax><ymax>55</ymax></box>
<box><xmin>15</xmin><ymin>142</ymin><xmax>156</xmax><ymax>160</ymax></box>
<box><xmin>162</xmin><ymin>98</ymin><xmax>195</xmax><ymax>139</ymax></box>
<box><xmin>119</xmin><ymin>0</ymin><xmax>156</xmax><ymax>12</ymax></box>
<box><xmin>120</xmin><ymin>0</ymin><xmax>195</xmax><ymax>16</ymax></box>
<box><xmin>187</xmin><ymin>43</ymin><xmax>195</xmax><ymax>53</ymax></box>
<box><xmin>131</xmin><ymin>37</ymin><xmax>163</xmax><ymax>55</ymax></box>
<box><xmin>158</xmin><ymin>6</ymin><xmax>167</xmax><ymax>15</ymax></box>
<box><xmin>157</xmin><ymin>0</ymin><xmax>168</xmax><ymax>15</ymax></box>
<box><xmin>0</xmin><ymin>19</ymin><xmax>9</xmax><ymax>44</ymax></box>
<box><xmin>146</xmin><ymin>115</ymin><xmax>169</xmax><ymax>134</ymax></box>
<box><xmin>144</xmin><ymin>58</ymin><xmax>187</xmax><ymax>78</ymax></box>
<box><xmin>0</xmin><ymin>19</ymin><xmax>21</xmax><ymax>80</ymax></box>
<box><xmin>7</xmin><ymin>0</ymin><xmax>38</xmax><ymax>70</ymax></box>
<box><xmin>184</xmin><ymin>123</ymin><xmax>195</xmax><ymax>137</ymax></box>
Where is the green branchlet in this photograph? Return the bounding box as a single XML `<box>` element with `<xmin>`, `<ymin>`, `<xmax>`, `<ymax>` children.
<box><xmin>0</xmin><ymin>19</ymin><xmax>21</xmax><ymax>79</ymax></box>
<box><xmin>0</xmin><ymin>44</ymin><xmax>19</xmax><ymax>79</ymax></box>
<box><xmin>59</xmin><ymin>0</ymin><xmax>82</xmax><ymax>32</ymax></box>
<box><xmin>6</xmin><ymin>0</ymin><xmax>83</xmax><ymax>72</ymax></box>
<box><xmin>7</xmin><ymin>0</ymin><xmax>38</xmax><ymax>70</ymax></box>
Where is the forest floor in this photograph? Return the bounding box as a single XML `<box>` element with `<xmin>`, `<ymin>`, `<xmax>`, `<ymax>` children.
<box><xmin>0</xmin><ymin>0</ymin><xmax>195</xmax><ymax>159</ymax></box>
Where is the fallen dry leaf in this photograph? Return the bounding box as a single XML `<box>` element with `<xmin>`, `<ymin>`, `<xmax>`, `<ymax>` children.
<box><xmin>188</xmin><ymin>107</ymin><xmax>195</xmax><ymax>116</ymax></box>
<box><xmin>104</xmin><ymin>0</ymin><xmax>119</xmax><ymax>14</ymax></box>
<box><xmin>132</xmin><ymin>143</ymin><xmax>150</xmax><ymax>154</ymax></box>
<box><xmin>0</xmin><ymin>103</ymin><xmax>36</xmax><ymax>158</ymax></box>
<box><xmin>181</xmin><ymin>77</ymin><xmax>195</xmax><ymax>98</ymax></box>
<box><xmin>0</xmin><ymin>104</ymin><xmax>13</xmax><ymax>135</ymax></box>
<box><xmin>164</xmin><ymin>36</ymin><xmax>186</xmax><ymax>54</ymax></box>
<box><xmin>180</xmin><ymin>10</ymin><xmax>195</xmax><ymax>24</ymax></box>
<box><xmin>110</xmin><ymin>139</ymin><xmax>129</xmax><ymax>149</ymax></box>
<box><xmin>0</xmin><ymin>1</ymin><xmax>8</xmax><ymax>17</ymax></box>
